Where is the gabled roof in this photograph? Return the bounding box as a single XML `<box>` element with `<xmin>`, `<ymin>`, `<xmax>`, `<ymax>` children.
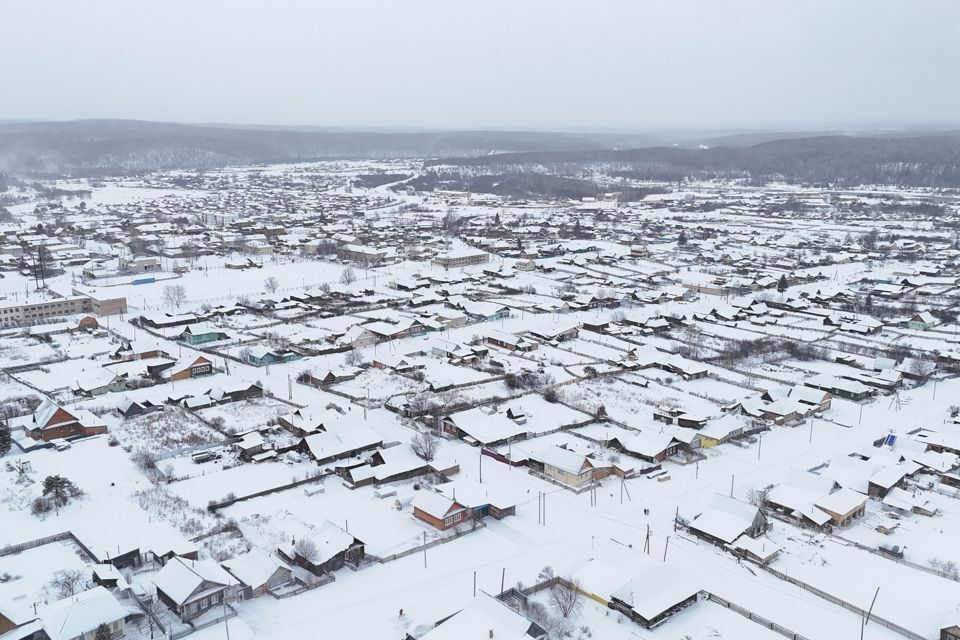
<box><xmin>222</xmin><ymin>549</ymin><xmax>291</xmax><ymax>588</ymax></box>
<box><xmin>814</xmin><ymin>487</ymin><xmax>867</xmax><ymax>517</ymax></box>
<box><xmin>689</xmin><ymin>495</ymin><xmax>761</xmax><ymax>544</ymax></box>
<box><xmin>534</xmin><ymin>446</ymin><xmax>591</xmax><ymax>475</ymax></box>
<box><xmin>152</xmin><ymin>557</ymin><xmax>232</xmax><ymax>606</ymax></box>
<box><xmin>419</xmin><ymin>594</ymin><xmax>544</xmax><ymax>640</ymax></box>
<box><xmin>611</xmin><ymin>563</ymin><xmax>700</xmax><ymax>620</ymax></box>
<box><xmin>33</xmin><ymin>398</ymin><xmax>74</xmax><ymax>428</ymax></box>
<box><xmin>39</xmin><ymin>587</ymin><xmax>126</xmax><ymax>640</ymax></box>
<box><xmin>412</xmin><ymin>493</ymin><xmax>465</xmax><ymax>520</ymax></box>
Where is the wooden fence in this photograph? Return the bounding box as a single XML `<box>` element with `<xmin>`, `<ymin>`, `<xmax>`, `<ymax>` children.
<box><xmin>206</xmin><ymin>471</ymin><xmax>332</xmax><ymax>511</ymax></box>
<box><xmin>0</xmin><ymin>531</ymin><xmax>73</xmax><ymax>557</ymax></box>
<box><xmin>377</xmin><ymin>521</ymin><xmax>486</xmax><ymax>563</ymax></box>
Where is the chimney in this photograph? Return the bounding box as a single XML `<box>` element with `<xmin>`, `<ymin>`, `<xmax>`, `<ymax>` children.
<box><xmin>489</xmin><ymin>631</ymin><xmax>494</xmax><ymax>639</ymax></box>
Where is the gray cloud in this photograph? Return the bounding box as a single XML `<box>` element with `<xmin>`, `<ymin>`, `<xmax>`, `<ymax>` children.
<box><xmin>2</xmin><ymin>0</ymin><xmax>959</xmax><ymax>129</ymax></box>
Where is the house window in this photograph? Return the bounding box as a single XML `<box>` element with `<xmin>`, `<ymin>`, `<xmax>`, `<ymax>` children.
<box><xmin>200</xmin><ymin>598</ymin><xmax>208</xmax><ymax>610</ymax></box>
<box><xmin>211</xmin><ymin>592</ymin><xmax>220</xmax><ymax>605</ymax></box>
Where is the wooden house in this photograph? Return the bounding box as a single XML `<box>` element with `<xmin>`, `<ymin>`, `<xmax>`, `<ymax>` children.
<box><xmin>152</xmin><ymin>557</ymin><xmax>234</xmax><ymax>622</ymax></box>
<box><xmin>28</xmin><ymin>399</ymin><xmax>108</xmax><ymax>442</ymax></box>
<box><xmin>222</xmin><ymin>549</ymin><xmax>293</xmax><ymax>599</ymax></box>
<box><xmin>412</xmin><ymin>493</ymin><xmax>470</xmax><ymax>530</ymax></box>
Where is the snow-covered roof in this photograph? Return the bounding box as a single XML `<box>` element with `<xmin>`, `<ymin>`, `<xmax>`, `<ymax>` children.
<box><xmin>152</xmin><ymin>557</ymin><xmax>233</xmax><ymax>606</ymax></box>
<box><xmin>689</xmin><ymin>494</ymin><xmax>761</xmax><ymax>544</ymax></box>
<box><xmin>814</xmin><ymin>487</ymin><xmax>866</xmax><ymax>517</ymax></box>
<box><xmin>418</xmin><ymin>594</ymin><xmax>542</xmax><ymax>640</ymax></box>
<box><xmin>611</xmin><ymin>563</ymin><xmax>700</xmax><ymax>620</ymax></box>
<box><xmin>39</xmin><ymin>587</ymin><xmax>126</xmax><ymax>640</ymax></box>
<box><xmin>222</xmin><ymin>548</ymin><xmax>291</xmax><ymax>589</ymax></box>
<box><xmin>412</xmin><ymin>492</ymin><xmax>463</xmax><ymax>520</ymax></box>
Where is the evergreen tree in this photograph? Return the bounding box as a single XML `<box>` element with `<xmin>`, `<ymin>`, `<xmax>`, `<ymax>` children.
<box><xmin>0</xmin><ymin>421</ymin><xmax>11</xmax><ymax>456</ymax></box>
<box><xmin>777</xmin><ymin>274</ymin><xmax>788</xmax><ymax>293</ymax></box>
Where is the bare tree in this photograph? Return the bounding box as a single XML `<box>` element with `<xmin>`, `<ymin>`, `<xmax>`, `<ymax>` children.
<box><xmin>161</xmin><ymin>283</ymin><xmax>187</xmax><ymax>309</ymax></box>
<box><xmin>537</xmin><ymin>565</ymin><xmax>556</xmax><ymax>583</ymax></box>
<box><xmin>293</xmin><ymin>538</ymin><xmax>319</xmax><ymax>563</ymax></box>
<box><xmin>550</xmin><ymin>578</ymin><xmax>584</xmax><ymax>619</ymax></box>
<box><xmin>411</xmin><ymin>430</ymin><xmax>439</xmax><ymax>461</ymax></box>
<box><xmin>49</xmin><ymin>568</ymin><xmax>87</xmax><ymax>598</ymax></box>
<box><xmin>264</xmin><ymin>276</ymin><xmax>280</xmax><ymax>293</ymax></box>
<box><xmin>339</xmin><ymin>266</ymin><xmax>357</xmax><ymax>285</ymax></box>
<box><xmin>345</xmin><ymin>349</ymin><xmax>365</xmax><ymax>367</ymax></box>
<box><xmin>910</xmin><ymin>357</ymin><xmax>937</xmax><ymax>381</ymax></box>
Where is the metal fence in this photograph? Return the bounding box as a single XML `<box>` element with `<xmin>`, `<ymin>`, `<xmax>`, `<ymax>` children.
<box><xmin>707</xmin><ymin>593</ymin><xmax>813</xmax><ymax>640</ymax></box>
<box><xmin>762</xmin><ymin>566</ymin><xmax>928</xmax><ymax>640</ymax></box>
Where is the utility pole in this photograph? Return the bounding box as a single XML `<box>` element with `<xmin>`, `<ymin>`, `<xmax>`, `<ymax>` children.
<box><xmin>500</xmin><ymin>568</ymin><xmax>505</xmax><ymax>594</ymax></box>
<box><xmin>730</xmin><ymin>475</ymin><xmax>735</xmax><ymax>498</ymax></box>
<box><xmin>860</xmin><ymin>587</ymin><xmax>880</xmax><ymax>640</ymax></box>
<box><xmin>809</xmin><ymin>419</ymin><xmax>814</xmax><ymax>443</ymax></box>
<box><xmin>423</xmin><ymin>532</ymin><xmax>427</xmax><ymax>568</ymax></box>
<box><xmin>222</xmin><ymin>596</ymin><xmax>231</xmax><ymax>640</ymax></box>
<box><xmin>663</xmin><ymin>536</ymin><xmax>670</xmax><ymax>562</ymax></box>
<box><xmin>757</xmin><ymin>435</ymin><xmax>762</xmax><ymax>460</ymax></box>
<box><xmin>479</xmin><ymin>449</ymin><xmax>483</xmax><ymax>483</ymax></box>
<box><xmin>473</xmin><ymin>571</ymin><xmax>477</xmax><ymax>597</ymax></box>
<box><xmin>644</xmin><ymin>525</ymin><xmax>650</xmax><ymax>554</ymax></box>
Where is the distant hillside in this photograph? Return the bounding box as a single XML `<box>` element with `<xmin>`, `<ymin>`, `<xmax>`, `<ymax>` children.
<box><xmin>0</xmin><ymin>120</ymin><xmax>608</xmax><ymax>177</ymax></box>
<box><xmin>4</xmin><ymin>121</ymin><xmax>959</xmax><ymax>188</ymax></box>
<box><xmin>428</xmin><ymin>135</ymin><xmax>960</xmax><ymax>188</ymax></box>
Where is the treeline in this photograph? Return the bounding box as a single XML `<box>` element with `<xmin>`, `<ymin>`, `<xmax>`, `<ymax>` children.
<box><xmin>401</xmin><ymin>171</ymin><xmax>602</xmax><ymax>200</ymax></box>
<box><xmin>428</xmin><ymin>135</ymin><xmax>960</xmax><ymax>188</ymax></box>
<box><xmin>351</xmin><ymin>173</ymin><xmax>411</xmax><ymax>189</ymax></box>
<box><xmin>0</xmin><ymin>120</ymin><xmax>606</xmax><ymax>177</ymax></box>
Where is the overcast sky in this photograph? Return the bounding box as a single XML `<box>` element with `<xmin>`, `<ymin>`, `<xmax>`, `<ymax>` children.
<box><xmin>3</xmin><ymin>0</ymin><xmax>959</xmax><ymax>130</ymax></box>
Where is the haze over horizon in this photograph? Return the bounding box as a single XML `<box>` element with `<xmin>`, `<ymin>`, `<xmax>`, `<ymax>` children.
<box><xmin>4</xmin><ymin>0</ymin><xmax>960</xmax><ymax>131</ymax></box>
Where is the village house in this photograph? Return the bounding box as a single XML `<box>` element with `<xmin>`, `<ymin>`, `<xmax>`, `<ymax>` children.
<box><xmin>245</xmin><ymin>345</ymin><xmax>302</xmax><ymax>366</ymax></box>
<box><xmin>609</xmin><ymin>564</ymin><xmax>701</xmax><ymax>629</ymax></box>
<box><xmin>153</xmin><ymin>556</ymin><xmax>235</xmax><ymax>622</ymax></box>
<box><xmin>434</xmin><ymin>480</ymin><xmax>518</xmax><ymax>521</ymax></box>
<box><xmin>28</xmin><ymin>399</ymin><xmax>108</xmax><ymax>442</ymax></box>
<box><xmin>687</xmin><ymin>494</ymin><xmax>769</xmax><ymax>547</ymax></box>
<box><xmin>412</xmin><ymin>492</ymin><xmax>471</xmax><ymax>530</ymax></box>
<box><xmin>530</xmin><ymin>446</ymin><xmax>598</xmax><ymax>488</ymax></box>
<box><xmin>37</xmin><ymin>587</ymin><xmax>127</xmax><ymax>640</ymax></box>
<box><xmin>279</xmin><ymin>521</ymin><xmax>366</xmax><ymax>575</ymax></box>
<box><xmin>148</xmin><ymin>355</ymin><xmax>214</xmax><ymax>381</ymax></box>
<box><xmin>485</xmin><ymin>329</ymin><xmax>538</xmax><ymax>352</ymax></box>
<box><xmin>222</xmin><ymin>549</ymin><xmax>294</xmax><ymax>599</ymax></box>
<box><xmin>410</xmin><ymin>594</ymin><xmax>546</xmax><ymax>640</ymax></box>
<box><xmin>178</xmin><ymin>323</ymin><xmax>230</xmax><ymax>345</ymax></box>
